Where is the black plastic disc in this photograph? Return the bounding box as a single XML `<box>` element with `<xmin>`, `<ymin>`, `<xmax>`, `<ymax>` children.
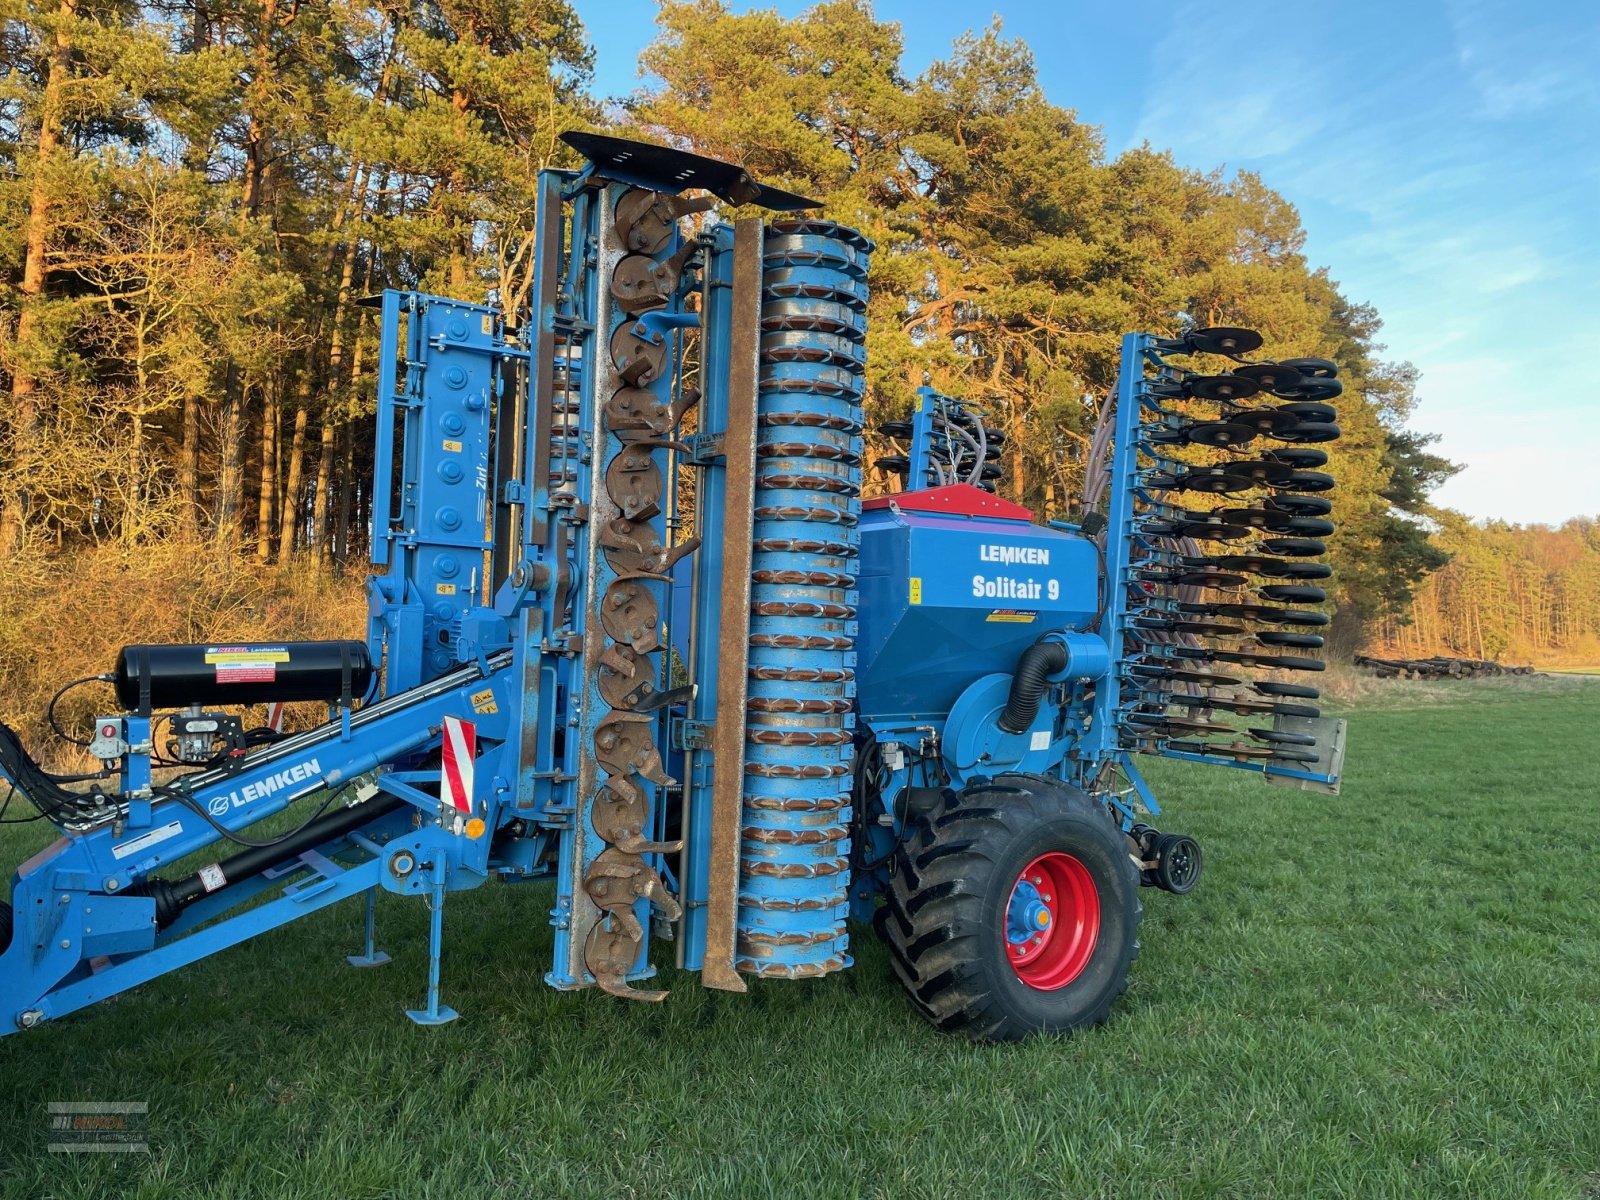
<box><xmin>1127</xmin><ymin>714</ymin><xmax>1236</xmax><ymax>735</ymax></box>
<box><xmin>1269</xmin><ymin>701</ymin><xmax>1321</xmax><ymax>719</ymax></box>
<box><xmin>1280</xmin><ymin>377</ymin><xmax>1344</xmax><ymax>402</ymax></box>
<box><xmin>1174</xmin><ymin>468</ymin><xmax>1256</xmax><ymax>494</ymax></box>
<box><xmin>1274</xmin><ymin>420</ymin><xmax>1342</xmax><ymax>444</ymax></box>
<box><xmin>1273</xmin><ymin>419</ymin><xmax>1337</xmax><ymax>444</ymax></box>
<box><xmin>1259</xmin><ymin>537</ymin><xmax>1327</xmax><ymax>557</ymax></box>
<box><xmin>1188</xmin><ymin>326</ymin><xmax>1263</xmax><ymax>356</ymax></box>
<box><xmin>1206</xmin><ymin>650</ymin><xmax>1326</xmax><ymax>671</ymax></box>
<box><xmin>1137</xmin><ymin>568</ymin><xmax>1249</xmax><ymax>589</ymax></box>
<box><xmin>1249</xmin><ymin>728</ymin><xmax>1318</xmax><ymax>746</ymax></box>
<box><xmin>1277</xmin><ymin>470</ymin><xmax>1337</xmax><ymax>493</ymax></box>
<box><xmin>1276</xmin><ymin>516</ymin><xmax>1336</xmax><ymax>537</ymax></box>
<box><xmin>1265</xmin><ymin>447</ymin><xmax>1328</xmax><ymax>469</ymax></box>
<box><xmin>1280</xmin><ymin>357</ymin><xmax>1339</xmax><ymax>379</ymax></box>
<box><xmin>1233</xmin><ymin>363</ymin><xmax>1304</xmax><ymax>393</ymax></box>
<box><xmin>1201</xmin><ymin>603</ymin><xmax>1327</xmax><ymax>626</ymax></box>
<box><xmin>1253</xmin><ymin>680</ymin><xmax>1320</xmax><ymax>699</ymax></box>
<box><xmin>1186</xmin><ymin>420</ymin><xmax>1257</xmax><ymax>447</ymax></box>
<box><xmin>1164</xmin><ymin>694</ymin><xmax>1319</xmax><ymax>720</ymax></box>
<box><xmin>1216</xmin><ymin>507</ymin><xmax>1299</xmax><ymax>534</ymax></box>
<box><xmin>1203</xmin><ymin>554</ymin><xmax>1296</xmax><ymax>575</ymax></box>
<box><xmin>1266</xmin><ymin>494</ymin><xmax>1332</xmax><ymax>517</ymax></box>
<box><xmin>1129</xmin><ymin>665</ymin><xmax>1244</xmax><ymax>687</ymax></box>
<box><xmin>1259</xmin><ymin>584</ymin><xmax>1327</xmax><ymax>603</ymax></box>
<box><xmin>1256</xmin><ymin>630</ymin><xmax>1325</xmax><ymax>649</ymax></box>
<box><xmin>1144</xmin><ymin>428</ymin><xmax>1192</xmax><ymax>447</ymax></box>
<box><xmin>1187</xmin><ymin>374</ymin><xmax>1260</xmax><ymax>401</ymax></box>
<box><xmin>1174</xmin><ymin>521</ymin><xmax>1252</xmax><ymax>542</ymax></box>
<box><xmin>1270</xmin><ymin>608</ymin><xmax>1329</xmax><ymax>627</ymax></box>
<box><xmin>1278</xmin><ymin>401</ymin><xmax>1338</xmax><ymax>423</ymax></box>
<box><xmin>1229</xmin><ymin>408</ymin><xmax>1301</xmax><ymax>436</ymax></box>
<box><xmin>1276</xmin><ymin>561</ymin><xmax>1334</xmax><ymax>580</ymax></box>
<box><xmin>1176</xmin><ymin>570</ymin><xmax>1249</xmax><ymax>588</ymax></box>
<box><xmin>1132</xmin><ymin>617</ymin><xmax>1248</xmax><ymax>637</ymax></box>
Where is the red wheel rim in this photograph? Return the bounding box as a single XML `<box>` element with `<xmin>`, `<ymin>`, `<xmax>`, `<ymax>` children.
<box><xmin>1004</xmin><ymin>851</ymin><xmax>1100</xmax><ymax>991</ymax></box>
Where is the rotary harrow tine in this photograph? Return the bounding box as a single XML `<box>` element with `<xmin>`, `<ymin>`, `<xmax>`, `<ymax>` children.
<box><xmin>585</xmin><ymin>921</ymin><xmax>669</xmax><ymax>1003</ymax></box>
<box><xmin>575</xmin><ymin>184</ymin><xmax>703</xmax><ymax>1003</ymax></box>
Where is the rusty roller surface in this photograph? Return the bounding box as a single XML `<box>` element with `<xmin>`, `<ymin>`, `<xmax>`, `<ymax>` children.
<box><xmin>738</xmin><ymin>218</ymin><xmax>873</xmax><ymax>979</ymax></box>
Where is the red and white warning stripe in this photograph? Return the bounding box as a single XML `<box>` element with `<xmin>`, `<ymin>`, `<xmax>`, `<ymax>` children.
<box><xmin>441</xmin><ymin>715</ymin><xmax>476</xmax><ymax>814</ymax></box>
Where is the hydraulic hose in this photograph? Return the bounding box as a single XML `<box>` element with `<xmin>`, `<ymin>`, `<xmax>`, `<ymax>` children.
<box><xmin>997</xmin><ymin>639</ymin><xmax>1069</xmax><ymax>734</ymax></box>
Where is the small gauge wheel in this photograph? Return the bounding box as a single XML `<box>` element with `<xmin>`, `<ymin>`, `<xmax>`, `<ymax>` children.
<box><xmin>1155</xmin><ymin>834</ymin><xmax>1203</xmax><ymax>895</ymax></box>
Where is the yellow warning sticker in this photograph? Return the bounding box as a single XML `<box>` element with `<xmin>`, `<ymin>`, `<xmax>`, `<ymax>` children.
<box><xmin>203</xmin><ymin>647</ymin><xmax>291</xmax><ymax>664</ymax></box>
<box><xmin>986</xmin><ymin>609</ymin><xmax>1038</xmax><ymax>623</ymax></box>
<box><xmin>909</xmin><ymin>578</ymin><xmax>923</xmax><ymax>605</ymax></box>
<box><xmin>480</xmin><ymin>315</ymin><xmax>493</xmax><ymax>336</ymax></box>
<box><xmin>204</xmin><ymin>646</ymin><xmax>289</xmax><ymax>685</ymax></box>
<box><xmin>435</xmin><ymin>583</ymin><xmax>457</xmax><ymax>595</ymax></box>
<box><xmin>443</xmin><ymin>439</ymin><xmax>462</xmax><ymax>453</ymax></box>
<box><xmin>471</xmin><ymin>688</ymin><xmax>498</xmax><ymax>715</ymax></box>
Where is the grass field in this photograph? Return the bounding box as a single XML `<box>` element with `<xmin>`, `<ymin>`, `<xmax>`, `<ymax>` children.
<box><xmin>1</xmin><ymin>677</ymin><xmax>1597</xmax><ymax>1198</ymax></box>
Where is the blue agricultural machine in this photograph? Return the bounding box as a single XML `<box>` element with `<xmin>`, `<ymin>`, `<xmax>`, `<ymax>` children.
<box><xmin>0</xmin><ymin>135</ymin><xmax>1346</xmax><ymax>1041</ymax></box>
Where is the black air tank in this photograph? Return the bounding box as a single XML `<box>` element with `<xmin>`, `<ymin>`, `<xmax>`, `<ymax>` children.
<box><xmin>113</xmin><ymin>641</ymin><xmax>374</xmax><ymax>710</ymax></box>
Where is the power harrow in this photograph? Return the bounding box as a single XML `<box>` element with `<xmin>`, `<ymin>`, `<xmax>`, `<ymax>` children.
<box><xmin>0</xmin><ymin>135</ymin><xmax>1345</xmax><ymax>1041</ymax></box>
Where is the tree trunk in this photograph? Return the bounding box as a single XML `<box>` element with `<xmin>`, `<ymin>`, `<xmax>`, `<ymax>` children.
<box><xmin>313</xmin><ymin>171</ymin><xmax>376</xmax><ymax>557</ymax></box>
<box><xmin>335</xmin><ymin>423</ymin><xmax>355</xmax><ymax>566</ymax></box>
<box><xmin>217</xmin><ymin>366</ymin><xmax>247</xmax><ymax>547</ymax></box>
<box><xmin>180</xmin><ymin>391</ymin><xmax>201</xmax><ymax>535</ymax></box>
<box><xmin>277</xmin><ymin>368</ymin><xmax>311</xmax><ymax>562</ymax></box>
<box><xmin>254</xmin><ymin>384</ymin><xmax>277</xmax><ymax>562</ymax></box>
<box><xmin>128</xmin><ymin>410</ymin><xmax>144</xmax><ymax>541</ymax></box>
<box><xmin>2</xmin><ymin>0</ymin><xmax>77</xmax><ymax>550</ymax></box>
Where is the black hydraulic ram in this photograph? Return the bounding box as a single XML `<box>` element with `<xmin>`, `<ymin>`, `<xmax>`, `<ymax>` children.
<box><xmin>113</xmin><ymin>641</ymin><xmax>374</xmax><ymax>711</ymax></box>
<box><xmin>130</xmin><ymin>793</ymin><xmax>405</xmax><ymax>929</ymax></box>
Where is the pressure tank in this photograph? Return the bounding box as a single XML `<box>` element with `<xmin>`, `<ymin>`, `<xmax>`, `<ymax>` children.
<box><xmin>113</xmin><ymin>641</ymin><xmax>374</xmax><ymax>710</ymax></box>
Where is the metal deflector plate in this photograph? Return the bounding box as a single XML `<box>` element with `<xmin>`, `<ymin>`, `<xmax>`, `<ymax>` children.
<box><xmin>1265</xmin><ymin>715</ymin><xmax>1345</xmax><ymax>794</ymax></box>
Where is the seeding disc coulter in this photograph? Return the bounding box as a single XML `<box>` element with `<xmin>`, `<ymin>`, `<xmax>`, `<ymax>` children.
<box><xmin>0</xmin><ymin>136</ymin><xmax>1346</xmax><ymax>1041</ymax></box>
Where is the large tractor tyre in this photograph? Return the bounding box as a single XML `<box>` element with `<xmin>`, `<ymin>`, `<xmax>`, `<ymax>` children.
<box><xmin>0</xmin><ymin>901</ymin><xmax>11</xmax><ymax>955</ymax></box>
<box><xmin>875</xmin><ymin>774</ymin><xmax>1141</xmax><ymax>1042</ymax></box>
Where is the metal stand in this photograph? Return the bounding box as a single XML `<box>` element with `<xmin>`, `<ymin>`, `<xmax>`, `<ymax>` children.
<box><xmin>405</xmin><ymin>858</ymin><xmax>458</xmax><ymax>1026</ymax></box>
<box><xmin>345</xmin><ymin>887</ymin><xmax>391</xmax><ymax>968</ymax></box>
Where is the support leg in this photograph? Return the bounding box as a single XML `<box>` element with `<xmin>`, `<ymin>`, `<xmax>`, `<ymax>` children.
<box><xmin>346</xmin><ymin>887</ymin><xmax>391</xmax><ymax>968</ymax></box>
<box><xmin>405</xmin><ymin>857</ymin><xmax>459</xmax><ymax>1026</ymax></box>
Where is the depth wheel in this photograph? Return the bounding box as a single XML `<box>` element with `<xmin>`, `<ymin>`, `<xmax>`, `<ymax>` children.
<box><xmin>876</xmin><ymin>774</ymin><xmax>1141</xmax><ymax>1041</ymax></box>
<box><xmin>1154</xmin><ymin>834</ymin><xmax>1203</xmax><ymax>894</ymax></box>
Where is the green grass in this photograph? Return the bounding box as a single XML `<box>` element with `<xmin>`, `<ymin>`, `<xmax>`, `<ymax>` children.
<box><xmin>2</xmin><ymin>678</ymin><xmax>1598</xmax><ymax>1199</ymax></box>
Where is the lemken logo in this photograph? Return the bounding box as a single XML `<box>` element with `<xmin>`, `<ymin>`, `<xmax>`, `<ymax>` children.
<box><xmin>980</xmin><ymin>544</ymin><xmax>1049</xmax><ymax>566</ymax></box>
<box><xmin>210</xmin><ymin>757</ymin><xmax>323</xmax><ymax>814</ymax></box>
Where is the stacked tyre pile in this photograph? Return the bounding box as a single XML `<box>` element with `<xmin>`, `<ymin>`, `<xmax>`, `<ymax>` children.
<box><xmin>1122</xmin><ymin>325</ymin><xmax>1343</xmax><ymax>768</ymax></box>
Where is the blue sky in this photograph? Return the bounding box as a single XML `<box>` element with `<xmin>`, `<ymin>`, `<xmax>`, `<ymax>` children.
<box><xmin>575</xmin><ymin>0</ymin><xmax>1600</xmax><ymax>525</ymax></box>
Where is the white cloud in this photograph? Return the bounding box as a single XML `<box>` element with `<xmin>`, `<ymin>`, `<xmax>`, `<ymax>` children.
<box><xmin>1129</xmin><ymin>0</ymin><xmax>1337</xmax><ymax>164</ymax></box>
<box><xmin>1448</xmin><ymin>0</ymin><xmax>1600</xmax><ymax>119</ymax></box>
<box><xmin>1432</xmin><ymin>440</ymin><xmax>1600</xmax><ymax>526</ymax></box>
